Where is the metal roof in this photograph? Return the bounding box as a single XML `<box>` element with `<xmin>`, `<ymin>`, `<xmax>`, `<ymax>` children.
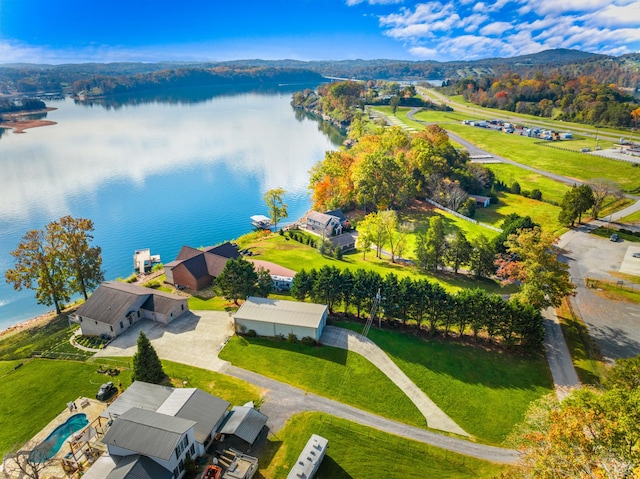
<box><xmin>217</xmin><ymin>406</ymin><xmax>267</xmax><ymax>445</ymax></box>
<box><xmin>106</xmin><ymin>454</ymin><xmax>173</xmax><ymax>479</ymax></box>
<box><xmin>234</xmin><ymin>297</ymin><xmax>327</xmax><ymax>330</ymax></box>
<box><xmin>172</xmin><ymin>389</ymin><xmax>230</xmax><ymax>444</ymax></box>
<box><xmin>103</xmin><ymin>382</ymin><xmax>230</xmax><ymax>445</ymax></box>
<box><xmin>102</xmin><ymin>408</ymin><xmax>195</xmax><ymax>461</ymax></box>
<box><xmin>103</xmin><ymin>381</ymin><xmax>174</xmax><ymax>419</ymax></box>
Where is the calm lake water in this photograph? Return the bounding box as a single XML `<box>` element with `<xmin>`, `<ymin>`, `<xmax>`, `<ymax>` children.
<box><xmin>0</xmin><ymin>84</ymin><xmax>342</xmax><ymax>330</ymax></box>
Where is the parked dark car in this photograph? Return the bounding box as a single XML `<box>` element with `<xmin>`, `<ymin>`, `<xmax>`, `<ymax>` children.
<box><xmin>610</xmin><ymin>233</ymin><xmax>619</xmax><ymax>242</ymax></box>
<box><xmin>96</xmin><ymin>381</ymin><xmax>118</xmax><ymax>401</ymax></box>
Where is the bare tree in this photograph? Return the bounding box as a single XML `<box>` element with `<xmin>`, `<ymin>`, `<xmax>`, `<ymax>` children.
<box><xmin>588</xmin><ymin>179</ymin><xmax>622</xmax><ymax>219</ymax></box>
<box><xmin>3</xmin><ymin>441</ymin><xmax>57</xmax><ymax>479</ymax></box>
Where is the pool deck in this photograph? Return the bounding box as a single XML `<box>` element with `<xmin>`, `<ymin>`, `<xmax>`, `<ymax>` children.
<box><xmin>3</xmin><ymin>397</ymin><xmax>108</xmax><ymax>479</ymax></box>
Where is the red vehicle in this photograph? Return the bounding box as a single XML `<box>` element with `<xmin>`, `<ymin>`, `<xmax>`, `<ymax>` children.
<box><xmin>201</xmin><ymin>465</ymin><xmax>222</xmax><ymax>479</ymax></box>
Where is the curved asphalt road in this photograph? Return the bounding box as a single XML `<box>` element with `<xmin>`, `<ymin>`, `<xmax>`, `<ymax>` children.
<box><xmin>226</xmin><ymin>365</ymin><xmax>520</xmax><ymax>464</ymax></box>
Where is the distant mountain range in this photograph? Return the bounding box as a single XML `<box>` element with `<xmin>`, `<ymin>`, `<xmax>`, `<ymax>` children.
<box><xmin>1</xmin><ymin>49</ymin><xmax>639</xmax><ymax>93</ymax></box>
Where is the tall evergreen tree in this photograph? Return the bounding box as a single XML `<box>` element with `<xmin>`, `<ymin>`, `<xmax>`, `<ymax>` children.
<box><xmin>132</xmin><ymin>331</ymin><xmax>165</xmax><ymax>384</ymax></box>
<box><xmin>445</xmin><ymin>230</ymin><xmax>472</xmax><ymax>274</ymax></box>
<box><xmin>215</xmin><ymin>257</ymin><xmax>259</xmax><ymax>305</ymax></box>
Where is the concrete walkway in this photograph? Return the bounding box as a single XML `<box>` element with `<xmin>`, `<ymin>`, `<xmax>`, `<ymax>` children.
<box><xmin>320</xmin><ymin>326</ymin><xmax>470</xmax><ymax>437</ymax></box>
<box><xmin>227</xmin><ymin>366</ymin><xmax>519</xmax><ymax>464</ymax></box>
<box><xmin>541</xmin><ymin>307</ymin><xmax>580</xmax><ymax>400</ymax></box>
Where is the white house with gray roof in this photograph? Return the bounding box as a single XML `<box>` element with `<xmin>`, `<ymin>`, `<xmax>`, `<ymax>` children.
<box><xmin>102</xmin><ymin>407</ymin><xmax>196</xmax><ymax>478</ymax></box>
<box><xmin>69</xmin><ymin>281</ymin><xmax>188</xmax><ymax>339</ymax></box>
<box><xmin>88</xmin><ymin>381</ymin><xmax>231</xmax><ymax>479</ymax></box>
<box><xmin>233</xmin><ymin>297</ymin><xmax>328</xmax><ymax>341</ymax></box>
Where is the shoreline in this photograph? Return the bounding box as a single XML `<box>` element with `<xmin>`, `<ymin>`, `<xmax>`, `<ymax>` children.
<box><xmin>0</xmin><ymin>309</ymin><xmax>59</xmax><ymax>339</ymax></box>
<box><xmin>0</xmin><ymin>107</ymin><xmax>58</xmax><ymax>133</ymax></box>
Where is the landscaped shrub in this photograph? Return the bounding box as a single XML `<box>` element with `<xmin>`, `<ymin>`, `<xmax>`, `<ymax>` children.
<box><xmin>287</xmin><ymin>333</ymin><xmax>298</xmax><ymax>343</ymax></box>
<box><xmin>510</xmin><ymin>181</ymin><xmax>521</xmax><ymax>194</ymax></box>
<box><xmin>246</xmin><ymin>329</ymin><xmax>257</xmax><ymax>337</ymax></box>
<box><xmin>301</xmin><ymin>336</ymin><xmax>317</xmax><ymax>346</ymax></box>
<box><xmin>530</xmin><ymin>189</ymin><xmax>543</xmax><ymax>200</ymax></box>
<box><xmin>274</xmin><ymin>334</ymin><xmax>286</xmax><ymax>342</ymax></box>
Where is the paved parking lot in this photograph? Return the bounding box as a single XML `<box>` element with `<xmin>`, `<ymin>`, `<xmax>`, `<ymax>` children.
<box><xmin>94</xmin><ymin>310</ymin><xmax>234</xmax><ymax>372</ymax></box>
<box><xmin>559</xmin><ymin>227</ymin><xmax>640</xmax><ymax>361</ymax></box>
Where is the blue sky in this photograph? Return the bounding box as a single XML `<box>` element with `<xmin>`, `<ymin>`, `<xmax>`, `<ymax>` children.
<box><xmin>1</xmin><ymin>0</ymin><xmax>638</xmax><ymax>63</ymax></box>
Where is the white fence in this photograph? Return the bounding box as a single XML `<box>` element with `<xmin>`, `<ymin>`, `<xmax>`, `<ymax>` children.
<box><xmin>424</xmin><ymin>198</ymin><xmax>503</xmax><ymax>233</ymax></box>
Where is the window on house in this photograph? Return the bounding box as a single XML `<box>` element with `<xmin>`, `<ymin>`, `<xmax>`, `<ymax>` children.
<box><xmin>174</xmin><ymin>467</ymin><xmax>179</xmax><ymax>478</ymax></box>
<box><xmin>179</xmin><ymin>460</ymin><xmax>184</xmax><ymax>472</ymax></box>
<box><xmin>137</xmin><ymin>311</ymin><xmax>140</xmax><ymax>318</ymax></box>
<box><xmin>181</xmin><ymin>304</ymin><xmax>184</xmax><ymax>311</ymax></box>
<box><xmin>94</xmin><ymin>321</ymin><xmax>97</xmax><ymax>325</ymax></box>
<box><xmin>190</xmin><ymin>444</ymin><xmax>195</xmax><ymax>455</ymax></box>
<box><xmin>120</xmin><ymin>321</ymin><xmax>124</xmax><ymax>329</ymax></box>
<box><xmin>79</xmin><ymin>317</ymin><xmax>83</xmax><ymax>322</ymax></box>
<box><xmin>183</xmin><ymin>436</ymin><xmax>189</xmax><ymax>447</ymax></box>
<box><xmin>110</xmin><ymin>326</ymin><xmax>113</xmax><ymax>332</ymax></box>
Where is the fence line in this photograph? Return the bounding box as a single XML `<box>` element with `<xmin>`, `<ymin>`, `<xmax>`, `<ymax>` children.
<box><xmin>31</xmin><ymin>351</ymin><xmax>130</xmax><ymax>368</ymax></box>
<box><xmin>423</xmin><ymin>198</ymin><xmax>503</xmax><ymax>233</ymax></box>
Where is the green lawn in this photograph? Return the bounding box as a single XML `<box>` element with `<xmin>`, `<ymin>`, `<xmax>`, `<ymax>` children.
<box><xmin>162</xmin><ymin>360</ymin><xmax>261</xmax><ymax>406</ymax></box>
<box><xmin>240</xmin><ymin>232</ymin><xmax>508</xmax><ymax>295</ymax></box>
<box><xmin>486</xmin><ymin>163</ymin><xmax>570</xmax><ymax>205</ymax></box>
<box><xmin>218</xmin><ymin>335</ymin><xmax>427</xmax><ymax>429</ymax></box>
<box><xmin>0</xmin><ymin>357</ymin><xmax>260</xmax><ymax>458</ymax></box>
<box><xmin>260</xmin><ymin>412</ymin><xmax>508</xmax><ymax>479</ymax></box>
<box><xmin>443</xmin><ymin>123</ymin><xmax>640</xmax><ymax>194</ymax></box>
<box><xmin>620</xmin><ymin>209</ymin><xmax>640</xmax><ymax>225</ymax></box>
<box><xmin>0</xmin><ymin>312</ymin><xmax>84</xmax><ymax>360</ymax></box>
<box><xmin>0</xmin><ymin>358</ymin><xmax>133</xmax><ymax>457</ymax></box>
<box><xmin>335</xmin><ymin>322</ymin><xmax>553</xmax><ymax>445</ymax></box>
<box><xmin>556</xmin><ymin>300</ymin><xmax>607</xmax><ymax>385</ymax></box>
<box><xmin>474</xmin><ymin>192</ymin><xmax>565</xmax><ymax>236</ymax></box>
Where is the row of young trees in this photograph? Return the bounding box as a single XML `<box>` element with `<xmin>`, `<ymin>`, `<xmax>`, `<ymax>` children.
<box><xmin>5</xmin><ymin>216</ymin><xmax>104</xmax><ymax>314</ymax></box>
<box><xmin>290</xmin><ymin>265</ymin><xmax>544</xmax><ymax>350</ymax></box>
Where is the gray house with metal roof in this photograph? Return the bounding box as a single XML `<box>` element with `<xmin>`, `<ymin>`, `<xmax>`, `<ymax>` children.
<box><xmin>103</xmin><ymin>407</ymin><xmax>196</xmax><ymax>479</ymax></box>
<box><xmin>90</xmin><ymin>381</ymin><xmax>232</xmax><ymax>479</ymax></box>
<box><xmin>70</xmin><ymin>282</ymin><xmax>188</xmax><ymax>339</ymax></box>
<box><xmin>234</xmin><ymin>297</ymin><xmax>328</xmax><ymax>341</ymax></box>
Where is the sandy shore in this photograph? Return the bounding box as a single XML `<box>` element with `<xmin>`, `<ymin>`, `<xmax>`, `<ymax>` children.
<box><xmin>0</xmin><ymin>107</ymin><xmax>58</xmax><ymax>134</ymax></box>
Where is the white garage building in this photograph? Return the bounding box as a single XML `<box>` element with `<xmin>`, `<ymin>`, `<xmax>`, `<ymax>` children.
<box><xmin>234</xmin><ymin>297</ymin><xmax>328</xmax><ymax>341</ymax></box>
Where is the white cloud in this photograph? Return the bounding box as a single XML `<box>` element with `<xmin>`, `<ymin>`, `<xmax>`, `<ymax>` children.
<box><xmin>584</xmin><ymin>3</ymin><xmax>640</xmax><ymax>28</ymax></box>
<box><xmin>409</xmin><ymin>46</ymin><xmax>438</xmax><ymax>58</ymax></box>
<box><xmin>479</xmin><ymin>21</ymin><xmax>513</xmax><ymax>36</ymax></box>
<box><xmin>472</xmin><ymin>2</ymin><xmax>487</xmax><ymax>13</ymax></box>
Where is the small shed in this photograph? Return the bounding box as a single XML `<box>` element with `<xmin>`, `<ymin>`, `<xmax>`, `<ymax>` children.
<box><xmin>469</xmin><ymin>195</ymin><xmax>491</xmax><ymax>208</ymax></box>
<box><xmin>217</xmin><ymin>406</ymin><xmax>268</xmax><ymax>451</ymax></box>
<box><xmin>234</xmin><ymin>297</ymin><xmax>328</xmax><ymax>341</ymax></box>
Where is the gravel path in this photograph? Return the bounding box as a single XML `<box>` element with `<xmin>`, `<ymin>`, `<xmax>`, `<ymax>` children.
<box><xmin>226</xmin><ymin>366</ymin><xmax>519</xmax><ymax>464</ymax></box>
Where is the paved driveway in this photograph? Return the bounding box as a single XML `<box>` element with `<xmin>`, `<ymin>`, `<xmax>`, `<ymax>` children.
<box><xmin>559</xmin><ymin>226</ymin><xmax>640</xmax><ymax>361</ymax></box>
<box><xmin>94</xmin><ymin>310</ymin><xmax>234</xmax><ymax>371</ymax></box>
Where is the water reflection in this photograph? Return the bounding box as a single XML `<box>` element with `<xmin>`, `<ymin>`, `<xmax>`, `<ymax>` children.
<box><xmin>0</xmin><ymin>91</ymin><xmax>343</xmax><ymax>221</ymax></box>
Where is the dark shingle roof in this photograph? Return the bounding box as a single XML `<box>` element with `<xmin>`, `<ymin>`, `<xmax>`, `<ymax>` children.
<box><xmin>217</xmin><ymin>406</ymin><xmax>267</xmax><ymax>445</ymax></box>
<box><xmin>325</xmin><ymin>209</ymin><xmax>346</xmax><ymax>222</ymax></box>
<box><xmin>76</xmin><ymin>282</ymin><xmax>184</xmax><ymax>326</ymax></box>
<box><xmin>175</xmin><ymin>246</ymin><xmax>204</xmax><ymax>261</ymax></box>
<box><xmin>205</xmin><ymin>242</ymin><xmax>240</xmax><ymax>259</ymax></box>
<box><xmin>102</xmin><ymin>408</ymin><xmax>195</xmax><ymax>461</ymax></box>
<box><xmin>106</xmin><ymin>455</ymin><xmax>173</xmax><ymax>479</ymax></box>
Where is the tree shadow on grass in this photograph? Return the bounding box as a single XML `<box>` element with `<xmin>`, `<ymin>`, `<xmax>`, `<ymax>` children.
<box><xmin>317</xmin><ymin>455</ymin><xmax>353</xmax><ymax>479</ymax></box>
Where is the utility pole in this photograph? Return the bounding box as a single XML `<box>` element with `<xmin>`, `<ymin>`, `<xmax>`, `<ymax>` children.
<box><xmin>362</xmin><ymin>289</ymin><xmax>381</xmax><ymax>337</ymax></box>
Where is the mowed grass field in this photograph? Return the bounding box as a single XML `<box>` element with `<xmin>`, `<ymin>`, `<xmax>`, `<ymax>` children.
<box><xmin>335</xmin><ymin>322</ymin><xmax>553</xmax><ymax>445</ymax></box>
<box><xmin>239</xmin><ymin>231</ymin><xmax>509</xmax><ymax>295</ymax></box>
<box><xmin>0</xmin><ymin>356</ymin><xmax>260</xmax><ymax>458</ymax></box>
<box><xmin>444</xmin><ymin>123</ymin><xmax>640</xmax><ymax>193</ymax></box>
<box><xmin>0</xmin><ymin>359</ymin><xmax>132</xmax><ymax>457</ymax></box>
<box><xmin>260</xmin><ymin>412</ymin><xmax>509</xmax><ymax>478</ymax></box>
<box><xmin>219</xmin><ymin>335</ymin><xmax>427</xmax><ymax>429</ymax></box>
<box><xmin>486</xmin><ymin>163</ymin><xmax>571</xmax><ymax>205</ymax></box>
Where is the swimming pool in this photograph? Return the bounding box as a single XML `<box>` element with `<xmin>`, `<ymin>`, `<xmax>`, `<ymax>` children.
<box><xmin>31</xmin><ymin>413</ymin><xmax>88</xmax><ymax>462</ymax></box>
